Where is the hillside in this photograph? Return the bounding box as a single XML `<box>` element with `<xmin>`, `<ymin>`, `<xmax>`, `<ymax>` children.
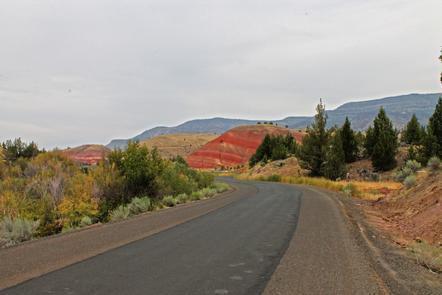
<box><xmin>140</xmin><ymin>133</ymin><xmax>217</xmax><ymax>159</ymax></box>
<box><xmin>62</xmin><ymin>144</ymin><xmax>110</xmax><ymax>165</ymax></box>
<box><xmin>106</xmin><ymin>93</ymin><xmax>441</xmax><ymax>149</ymax></box>
<box><xmin>186</xmin><ymin>125</ymin><xmax>304</xmax><ymax>169</ymax></box>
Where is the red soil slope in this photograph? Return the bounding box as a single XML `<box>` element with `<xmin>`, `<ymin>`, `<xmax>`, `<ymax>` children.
<box><xmin>367</xmin><ymin>172</ymin><xmax>442</xmax><ymax>246</ymax></box>
<box><xmin>62</xmin><ymin>145</ymin><xmax>110</xmax><ymax>165</ymax></box>
<box><xmin>186</xmin><ymin>125</ymin><xmax>304</xmax><ymax>169</ymax></box>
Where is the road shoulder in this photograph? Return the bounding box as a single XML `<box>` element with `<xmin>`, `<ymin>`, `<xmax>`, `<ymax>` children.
<box><xmin>263</xmin><ymin>184</ymin><xmax>442</xmax><ymax>295</ymax></box>
<box><xmin>263</xmin><ymin>184</ymin><xmax>384</xmax><ymax>295</ymax></box>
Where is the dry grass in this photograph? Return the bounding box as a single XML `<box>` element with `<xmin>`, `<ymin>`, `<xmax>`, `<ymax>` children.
<box><xmin>339</xmin><ymin>180</ymin><xmax>402</xmax><ymax>200</ymax></box>
<box><xmin>408</xmin><ymin>241</ymin><xmax>442</xmax><ymax>273</ymax></box>
<box><xmin>236</xmin><ymin>174</ymin><xmax>402</xmax><ymax>200</ymax></box>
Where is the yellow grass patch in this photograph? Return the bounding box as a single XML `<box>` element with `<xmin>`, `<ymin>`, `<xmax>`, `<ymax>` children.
<box><xmin>236</xmin><ymin>174</ymin><xmax>402</xmax><ymax>200</ymax></box>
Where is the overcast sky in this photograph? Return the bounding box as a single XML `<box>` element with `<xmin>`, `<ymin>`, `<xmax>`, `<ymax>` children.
<box><xmin>0</xmin><ymin>0</ymin><xmax>441</xmax><ymax>148</ymax></box>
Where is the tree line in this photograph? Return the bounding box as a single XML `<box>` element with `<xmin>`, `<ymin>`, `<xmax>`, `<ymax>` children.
<box><xmin>249</xmin><ymin>134</ymin><xmax>297</xmax><ymax>166</ymax></box>
<box><xmin>250</xmin><ymin>97</ymin><xmax>442</xmax><ymax>180</ymax></box>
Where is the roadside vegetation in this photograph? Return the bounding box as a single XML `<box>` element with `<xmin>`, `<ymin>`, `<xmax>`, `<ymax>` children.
<box><xmin>0</xmin><ymin>141</ymin><xmax>228</xmax><ymax>247</ymax></box>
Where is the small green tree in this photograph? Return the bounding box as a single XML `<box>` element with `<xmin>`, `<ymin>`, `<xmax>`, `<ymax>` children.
<box><xmin>364</xmin><ymin>126</ymin><xmax>375</xmax><ymax>157</ymax></box>
<box><xmin>421</xmin><ymin>98</ymin><xmax>442</xmax><ymax>161</ymax></box>
<box><xmin>340</xmin><ymin>117</ymin><xmax>358</xmax><ymax>163</ymax></box>
<box><xmin>370</xmin><ymin>108</ymin><xmax>399</xmax><ymax>171</ymax></box>
<box><xmin>323</xmin><ymin>130</ymin><xmax>346</xmax><ymax>180</ymax></box>
<box><xmin>249</xmin><ymin>135</ymin><xmax>272</xmax><ymax>166</ymax></box>
<box><xmin>402</xmin><ymin>114</ymin><xmax>422</xmax><ymax>144</ymax></box>
<box><xmin>299</xmin><ymin>100</ymin><xmax>329</xmax><ymax>176</ymax></box>
<box><xmin>271</xmin><ymin>145</ymin><xmax>288</xmax><ymax>161</ymax></box>
<box><xmin>109</xmin><ymin>141</ymin><xmax>165</xmax><ymax>198</ymax></box>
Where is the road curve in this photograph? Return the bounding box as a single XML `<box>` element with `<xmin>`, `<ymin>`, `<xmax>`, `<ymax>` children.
<box><xmin>1</xmin><ymin>178</ymin><xmax>383</xmax><ymax>295</ymax></box>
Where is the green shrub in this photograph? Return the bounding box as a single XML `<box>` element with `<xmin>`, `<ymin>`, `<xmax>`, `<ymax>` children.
<box><xmin>370</xmin><ymin>173</ymin><xmax>380</xmax><ymax>182</ymax></box>
<box><xmin>0</xmin><ymin>217</ymin><xmax>39</xmax><ymax>247</ymax></box>
<box><xmin>342</xmin><ymin>183</ymin><xmax>359</xmax><ymax>197</ymax></box>
<box><xmin>405</xmin><ymin>160</ymin><xmax>421</xmax><ymax>173</ymax></box>
<box><xmin>212</xmin><ymin>182</ymin><xmax>230</xmax><ymax>193</ymax></box>
<box><xmin>395</xmin><ymin>166</ymin><xmax>413</xmax><ymax>182</ymax></box>
<box><xmin>194</xmin><ymin>172</ymin><xmax>215</xmax><ymax>189</ymax></box>
<box><xmin>176</xmin><ymin>193</ymin><xmax>189</xmax><ymax>204</ymax></box>
<box><xmin>266</xmin><ymin>174</ymin><xmax>282</xmax><ymax>182</ymax></box>
<box><xmin>427</xmin><ymin>156</ymin><xmax>440</xmax><ymax>173</ymax></box>
<box><xmin>162</xmin><ymin>195</ymin><xmax>177</xmax><ymax>207</ymax></box>
<box><xmin>79</xmin><ymin>216</ymin><xmax>92</xmax><ymax>227</ymax></box>
<box><xmin>190</xmin><ymin>191</ymin><xmax>203</xmax><ymax>201</ymax></box>
<box><xmin>109</xmin><ymin>205</ymin><xmax>130</xmax><ymax>221</ymax></box>
<box><xmin>128</xmin><ymin>197</ymin><xmax>151</xmax><ymax>214</ymax></box>
<box><xmin>200</xmin><ymin>188</ymin><xmax>217</xmax><ymax>198</ymax></box>
<box><xmin>61</xmin><ymin>225</ymin><xmax>75</xmax><ymax>234</ymax></box>
<box><xmin>404</xmin><ymin>175</ymin><xmax>416</xmax><ymax>189</ymax></box>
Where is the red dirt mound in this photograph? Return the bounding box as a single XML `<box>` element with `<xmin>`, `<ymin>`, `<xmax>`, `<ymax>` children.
<box><xmin>367</xmin><ymin>171</ymin><xmax>442</xmax><ymax>246</ymax></box>
<box><xmin>186</xmin><ymin>125</ymin><xmax>304</xmax><ymax>169</ymax></box>
<box><xmin>62</xmin><ymin>145</ymin><xmax>110</xmax><ymax>165</ymax></box>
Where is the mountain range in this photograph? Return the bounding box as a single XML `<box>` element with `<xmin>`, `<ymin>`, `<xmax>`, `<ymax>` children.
<box><xmin>107</xmin><ymin>93</ymin><xmax>441</xmax><ymax>149</ymax></box>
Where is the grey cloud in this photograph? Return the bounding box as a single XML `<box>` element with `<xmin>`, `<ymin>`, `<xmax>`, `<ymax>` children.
<box><xmin>0</xmin><ymin>0</ymin><xmax>441</xmax><ymax>148</ymax></box>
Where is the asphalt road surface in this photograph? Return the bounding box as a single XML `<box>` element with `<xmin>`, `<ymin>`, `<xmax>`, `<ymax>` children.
<box><xmin>1</xmin><ymin>178</ymin><xmax>384</xmax><ymax>295</ymax></box>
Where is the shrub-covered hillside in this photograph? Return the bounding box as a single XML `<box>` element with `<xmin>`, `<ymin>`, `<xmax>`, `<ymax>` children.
<box><xmin>0</xmin><ymin>141</ymin><xmax>224</xmax><ymax>247</ymax></box>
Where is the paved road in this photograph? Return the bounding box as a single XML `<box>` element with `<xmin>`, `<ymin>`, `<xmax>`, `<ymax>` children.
<box><xmin>2</xmin><ymin>178</ymin><xmax>384</xmax><ymax>295</ymax></box>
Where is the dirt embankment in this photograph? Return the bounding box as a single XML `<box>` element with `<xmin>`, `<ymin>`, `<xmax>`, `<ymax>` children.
<box><xmin>364</xmin><ymin>170</ymin><xmax>441</xmax><ymax>248</ymax></box>
<box><xmin>186</xmin><ymin>125</ymin><xmax>304</xmax><ymax>169</ymax></box>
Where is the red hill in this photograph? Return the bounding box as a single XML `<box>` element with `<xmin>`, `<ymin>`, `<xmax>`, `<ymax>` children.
<box><xmin>186</xmin><ymin>125</ymin><xmax>304</xmax><ymax>169</ymax></box>
<box><xmin>62</xmin><ymin>144</ymin><xmax>110</xmax><ymax>165</ymax></box>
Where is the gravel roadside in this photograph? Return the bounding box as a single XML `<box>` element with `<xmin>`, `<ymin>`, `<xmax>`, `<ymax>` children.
<box><xmin>264</xmin><ymin>184</ymin><xmax>442</xmax><ymax>295</ymax></box>
<box><xmin>263</xmin><ymin>185</ymin><xmax>384</xmax><ymax>295</ymax></box>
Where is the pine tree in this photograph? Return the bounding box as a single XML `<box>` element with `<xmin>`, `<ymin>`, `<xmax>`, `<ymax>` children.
<box><xmin>299</xmin><ymin>100</ymin><xmax>329</xmax><ymax>176</ymax></box>
<box><xmin>421</xmin><ymin>97</ymin><xmax>442</xmax><ymax>160</ymax></box>
<box><xmin>402</xmin><ymin>114</ymin><xmax>422</xmax><ymax>144</ymax></box>
<box><xmin>364</xmin><ymin>126</ymin><xmax>375</xmax><ymax>157</ymax></box>
<box><xmin>323</xmin><ymin>130</ymin><xmax>346</xmax><ymax>180</ymax></box>
<box><xmin>370</xmin><ymin>108</ymin><xmax>399</xmax><ymax>171</ymax></box>
<box><xmin>340</xmin><ymin>117</ymin><xmax>358</xmax><ymax>163</ymax></box>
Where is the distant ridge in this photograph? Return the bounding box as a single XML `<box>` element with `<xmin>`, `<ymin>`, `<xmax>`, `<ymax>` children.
<box><xmin>107</xmin><ymin>93</ymin><xmax>441</xmax><ymax>149</ymax></box>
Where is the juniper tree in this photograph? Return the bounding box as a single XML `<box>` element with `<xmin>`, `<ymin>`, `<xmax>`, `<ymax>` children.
<box><xmin>402</xmin><ymin>114</ymin><xmax>422</xmax><ymax>145</ymax></box>
<box><xmin>340</xmin><ymin>117</ymin><xmax>358</xmax><ymax>163</ymax></box>
<box><xmin>299</xmin><ymin>99</ymin><xmax>329</xmax><ymax>176</ymax></box>
<box><xmin>364</xmin><ymin>126</ymin><xmax>375</xmax><ymax>157</ymax></box>
<box><xmin>421</xmin><ymin>97</ymin><xmax>442</xmax><ymax>161</ymax></box>
<box><xmin>370</xmin><ymin>108</ymin><xmax>399</xmax><ymax>171</ymax></box>
<box><xmin>323</xmin><ymin>130</ymin><xmax>346</xmax><ymax>180</ymax></box>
